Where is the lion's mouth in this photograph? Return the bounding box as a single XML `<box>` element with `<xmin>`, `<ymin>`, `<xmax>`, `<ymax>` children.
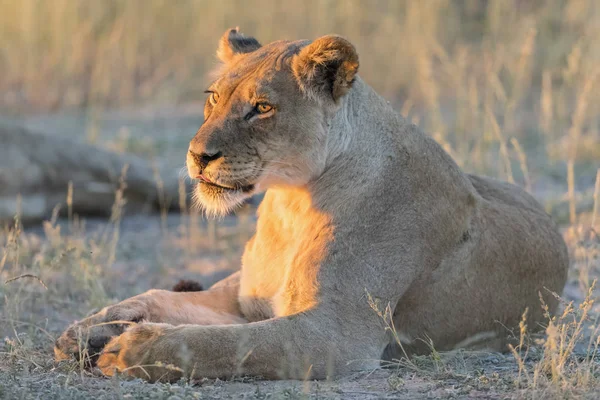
<box><xmin>197</xmin><ymin>175</ymin><xmax>254</xmax><ymax>193</ymax></box>
<box><xmin>193</xmin><ymin>173</ymin><xmax>257</xmax><ymax>215</ymax></box>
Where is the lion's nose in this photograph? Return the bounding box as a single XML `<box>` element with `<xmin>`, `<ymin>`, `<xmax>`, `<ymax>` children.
<box><xmin>190</xmin><ymin>150</ymin><xmax>223</xmax><ymax>169</ymax></box>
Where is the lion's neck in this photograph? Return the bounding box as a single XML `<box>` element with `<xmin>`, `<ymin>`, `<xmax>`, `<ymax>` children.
<box><xmin>261</xmin><ymin>78</ymin><xmax>407</xmax><ymax>217</ymax></box>
<box><xmin>303</xmin><ymin>78</ymin><xmax>405</xmax><ymax>209</ymax></box>
<box><xmin>324</xmin><ymin>76</ymin><xmax>404</xmax><ymax>165</ymax></box>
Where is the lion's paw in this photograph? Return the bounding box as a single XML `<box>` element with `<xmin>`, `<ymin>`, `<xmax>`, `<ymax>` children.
<box><xmin>54</xmin><ymin>297</ymin><xmax>155</xmax><ymax>365</ymax></box>
<box><xmin>97</xmin><ymin>323</ymin><xmax>177</xmax><ymax>381</ymax></box>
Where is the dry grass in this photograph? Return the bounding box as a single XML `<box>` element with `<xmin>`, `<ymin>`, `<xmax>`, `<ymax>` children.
<box><xmin>1</xmin><ymin>0</ymin><xmax>600</xmax><ymax>398</ymax></box>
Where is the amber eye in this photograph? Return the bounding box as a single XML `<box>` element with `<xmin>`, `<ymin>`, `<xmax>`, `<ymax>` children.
<box><xmin>209</xmin><ymin>92</ymin><xmax>219</xmax><ymax>106</ymax></box>
<box><xmin>256</xmin><ymin>103</ymin><xmax>273</xmax><ymax>113</ymax></box>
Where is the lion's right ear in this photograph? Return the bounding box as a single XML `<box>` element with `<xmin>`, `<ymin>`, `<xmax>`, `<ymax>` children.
<box><xmin>217</xmin><ymin>28</ymin><xmax>262</xmax><ymax>63</ymax></box>
<box><xmin>292</xmin><ymin>35</ymin><xmax>359</xmax><ymax>103</ymax></box>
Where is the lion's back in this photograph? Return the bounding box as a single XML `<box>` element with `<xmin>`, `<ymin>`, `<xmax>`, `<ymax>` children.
<box><xmin>467</xmin><ymin>174</ymin><xmax>544</xmax><ymax>213</ymax></box>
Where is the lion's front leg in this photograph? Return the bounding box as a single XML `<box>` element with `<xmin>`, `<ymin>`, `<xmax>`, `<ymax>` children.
<box><xmin>96</xmin><ymin>308</ymin><xmax>387</xmax><ymax>382</ymax></box>
<box><xmin>55</xmin><ymin>273</ymin><xmax>244</xmax><ymax>364</ymax></box>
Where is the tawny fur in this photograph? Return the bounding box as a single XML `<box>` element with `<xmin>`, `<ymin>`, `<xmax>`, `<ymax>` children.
<box><xmin>55</xmin><ymin>30</ymin><xmax>569</xmax><ymax>382</ymax></box>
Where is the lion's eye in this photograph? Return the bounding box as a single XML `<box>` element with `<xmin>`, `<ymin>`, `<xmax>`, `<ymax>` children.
<box><xmin>256</xmin><ymin>103</ymin><xmax>273</xmax><ymax>114</ymax></box>
<box><xmin>209</xmin><ymin>92</ymin><xmax>219</xmax><ymax>106</ymax></box>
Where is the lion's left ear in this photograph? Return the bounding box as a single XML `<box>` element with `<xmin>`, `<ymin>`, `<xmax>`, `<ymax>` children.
<box><xmin>292</xmin><ymin>35</ymin><xmax>359</xmax><ymax>103</ymax></box>
<box><xmin>217</xmin><ymin>28</ymin><xmax>262</xmax><ymax>63</ymax></box>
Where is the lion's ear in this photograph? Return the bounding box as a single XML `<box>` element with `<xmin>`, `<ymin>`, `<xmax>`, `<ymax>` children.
<box><xmin>292</xmin><ymin>35</ymin><xmax>359</xmax><ymax>103</ymax></box>
<box><xmin>217</xmin><ymin>28</ymin><xmax>262</xmax><ymax>63</ymax></box>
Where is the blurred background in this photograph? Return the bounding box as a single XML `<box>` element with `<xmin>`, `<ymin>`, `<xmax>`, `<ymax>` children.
<box><xmin>0</xmin><ymin>1</ymin><xmax>599</xmax><ymax>396</ymax></box>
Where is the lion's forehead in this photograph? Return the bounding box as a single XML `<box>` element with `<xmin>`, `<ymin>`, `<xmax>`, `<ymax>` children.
<box><xmin>214</xmin><ymin>74</ymin><xmax>295</xmax><ymax>110</ymax></box>
<box><xmin>217</xmin><ymin>40</ymin><xmax>307</xmax><ymax>89</ymax></box>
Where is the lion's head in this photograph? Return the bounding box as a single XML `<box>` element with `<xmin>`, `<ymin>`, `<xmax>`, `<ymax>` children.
<box><xmin>186</xmin><ymin>28</ymin><xmax>359</xmax><ymax>216</ymax></box>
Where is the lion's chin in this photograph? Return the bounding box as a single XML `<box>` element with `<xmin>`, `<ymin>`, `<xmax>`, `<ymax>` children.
<box><xmin>193</xmin><ymin>182</ymin><xmax>253</xmax><ymax>217</ymax></box>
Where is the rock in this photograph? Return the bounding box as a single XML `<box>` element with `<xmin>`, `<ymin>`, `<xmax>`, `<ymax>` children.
<box><xmin>0</xmin><ymin>123</ymin><xmax>189</xmax><ymax>224</ymax></box>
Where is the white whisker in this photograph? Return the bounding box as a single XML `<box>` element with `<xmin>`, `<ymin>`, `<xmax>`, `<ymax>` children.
<box><xmin>178</xmin><ymin>166</ymin><xmax>193</xmax><ymax>182</ymax></box>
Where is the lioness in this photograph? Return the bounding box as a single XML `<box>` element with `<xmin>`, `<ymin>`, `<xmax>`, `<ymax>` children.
<box><xmin>55</xmin><ymin>29</ymin><xmax>569</xmax><ymax>382</ymax></box>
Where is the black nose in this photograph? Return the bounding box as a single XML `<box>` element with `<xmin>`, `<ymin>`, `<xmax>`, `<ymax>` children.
<box><xmin>190</xmin><ymin>151</ymin><xmax>223</xmax><ymax>169</ymax></box>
